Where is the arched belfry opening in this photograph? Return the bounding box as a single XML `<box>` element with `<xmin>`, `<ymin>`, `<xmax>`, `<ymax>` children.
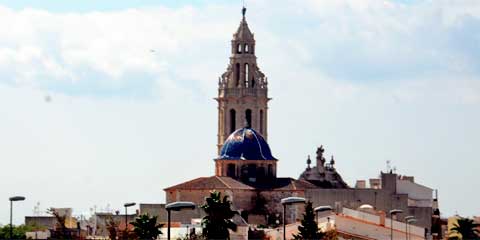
<box><xmin>230</xmin><ymin>109</ymin><xmax>236</xmax><ymax>133</ymax></box>
<box><xmin>235</xmin><ymin>63</ymin><xmax>240</xmax><ymax>86</ymax></box>
<box><xmin>245</xmin><ymin>63</ymin><xmax>250</xmax><ymax>87</ymax></box>
<box><xmin>245</xmin><ymin>109</ymin><xmax>252</xmax><ymax>128</ymax></box>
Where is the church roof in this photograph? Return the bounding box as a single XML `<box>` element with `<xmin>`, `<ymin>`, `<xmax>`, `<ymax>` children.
<box><xmin>269</xmin><ymin>178</ymin><xmax>317</xmax><ymax>191</ymax></box>
<box><xmin>164</xmin><ymin>176</ymin><xmax>255</xmax><ymax>191</ymax></box>
<box><xmin>218</xmin><ymin>128</ymin><xmax>276</xmax><ymax>160</ymax></box>
<box><xmin>164</xmin><ymin>176</ymin><xmax>316</xmax><ymax>192</ymax></box>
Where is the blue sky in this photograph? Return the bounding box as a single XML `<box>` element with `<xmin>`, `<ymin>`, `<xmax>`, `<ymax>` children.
<box><xmin>0</xmin><ymin>0</ymin><xmax>479</xmax><ymax>225</ymax></box>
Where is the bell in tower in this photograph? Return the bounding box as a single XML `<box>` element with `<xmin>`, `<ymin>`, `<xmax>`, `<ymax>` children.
<box><xmin>216</xmin><ymin>7</ymin><xmax>270</xmax><ymax>154</ymax></box>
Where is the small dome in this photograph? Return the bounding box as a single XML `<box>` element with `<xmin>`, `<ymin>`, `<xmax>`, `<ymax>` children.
<box><xmin>219</xmin><ymin>128</ymin><xmax>276</xmax><ymax>160</ymax></box>
<box><xmin>359</xmin><ymin>204</ymin><xmax>374</xmax><ymax>209</ymax></box>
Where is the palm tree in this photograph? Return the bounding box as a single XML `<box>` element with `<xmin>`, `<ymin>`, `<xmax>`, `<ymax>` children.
<box><xmin>450</xmin><ymin>217</ymin><xmax>480</xmax><ymax>240</ymax></box>
<box><xmin>130</xmin><ymin>214</ymin><xmax>164</xmax><ymax>240</ymax></box>
<box><xmin>201</xmin><ymin>191</ymin><xmax>238</xmax><ymax>240</ymax></box>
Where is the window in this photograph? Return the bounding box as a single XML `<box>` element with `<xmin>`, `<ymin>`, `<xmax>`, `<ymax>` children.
<box><xmin>230</xmin><ymin>109</ymin><xmax>236</xmax><ymax>133</ymax></box>
<box><xmin>237</xmin><ymin>44</ymin><xmax>242</xmax><ymax>53</ymax></box>
<box><xmin>268</xmin><ymin>164</ymin><xmax>273</xmax><ymax>177</ymax></box>
<box><xmin>227</xmin><ymin>164</ymin><xmax>236</xmax><ymax>178</ymax></box>
<box><xmin>257</xmin><ymin>166</ymin><xmax>266</xmax><ymax>181</ymax></box>
<box><xmin>245</xmin><ymin>109</ymin><xmax>252</xmax><ymax>128</ymax></box>
<box><xmin>248</xmin><ymin>164</ymin><xmax>256</xmax><ymax>182</ymax></box>
<box><xmin>245</xmin><ymin>44</ymin><xmax>249</xmax><ymax>53</ymax></box>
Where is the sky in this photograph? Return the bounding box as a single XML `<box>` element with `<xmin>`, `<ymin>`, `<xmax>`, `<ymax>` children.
<box><xmin>0</xmin><ymin>0</ymin><xmax>479</xmax><ymax>224</ymax></box>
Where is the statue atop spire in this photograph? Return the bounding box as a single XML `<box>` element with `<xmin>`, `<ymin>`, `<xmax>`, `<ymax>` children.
<box><xmin>242</xmin><ymin>6</ymin><xmax>247</xmax><ymax>19</ymax></box>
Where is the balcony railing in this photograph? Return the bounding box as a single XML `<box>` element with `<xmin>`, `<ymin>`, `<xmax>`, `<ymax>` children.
<box><xmin>220</xmin><ymin>88</ymin><xmax>267</xmax><ymax>97</ymax></box>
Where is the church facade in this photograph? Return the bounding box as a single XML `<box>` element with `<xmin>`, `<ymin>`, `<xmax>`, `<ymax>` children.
<box><xmin>164</xmin><ymin>8</ymin><xmax>440</xmax><ymax>233</ymax></box>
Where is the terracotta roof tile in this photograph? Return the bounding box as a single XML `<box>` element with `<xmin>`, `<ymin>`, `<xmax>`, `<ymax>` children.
<box><xmin>164</xmin><ymin>176</ymin><xmax>254</xmax><ymax>191</ymax></box>
<box><xmin>272</xmin><ymin>178</ymin><xmax>317</xmax><ymax>191</ymax></box>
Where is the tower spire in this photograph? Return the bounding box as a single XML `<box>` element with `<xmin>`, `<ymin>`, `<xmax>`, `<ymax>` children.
<box><xmin>216</xmin><ymin>7</ymin><xmax>270</xmax><ymax>154</ymax></box>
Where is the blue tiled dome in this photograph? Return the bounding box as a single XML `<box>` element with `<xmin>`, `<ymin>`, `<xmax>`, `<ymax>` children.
<box><xmin>219</xmin><ymin>128</ymin><xmax>276</xmax><ymax>160</ymax></box>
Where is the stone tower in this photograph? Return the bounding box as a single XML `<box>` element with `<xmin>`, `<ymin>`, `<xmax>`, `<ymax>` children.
<box><xmin>216</xmin><ymin>7</ymin><xmax>270</xmax><ymax>153</ymax></box>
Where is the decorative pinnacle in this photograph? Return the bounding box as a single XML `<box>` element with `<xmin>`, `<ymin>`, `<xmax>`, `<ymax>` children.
<box><xmin>307</xmin><ymin>155</ymin><xmax>311</xmax><ymax>169</ymax></box>
<box><xmin>242</xmin><ymin>6</ymin><xmax>246</xmax><ymax>19</ymax></box>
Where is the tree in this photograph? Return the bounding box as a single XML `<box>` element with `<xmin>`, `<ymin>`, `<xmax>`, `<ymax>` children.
<box><xmin>48</xmin><ymin>208</ymin><xmax>72</xmax><ymax>239</ymax></box>
<box><xmin>201</xmin><ymin>191</ymin><xmax>238</xmax><ymax>240</ymax></box>
<box><xmin>130</xmin><ymin>214</ymin><xmax>164</xmax><ymax>240</ymax></box>
<box><xmin>0</xmin><ymin>224</ymin><xmax>44</xmax><ymax>239</ymax></box>
<box><xmin>105</xmin><ymin>216</ymin><xmax>120</xmax><ymax>240</ymax></box>
<box><xmin>322</xmin><ymin>230</ymin><xmax>339</xmax><ymax>240</ymax></box>
<box><xmin>449</xmin><ymin>217</ymin><xmax>480</xmax><ymax>240</ymax></box>
<box><xmin>293</xmin><ymin>201</ymin><xmax>323</xmax><ymax>240</ymax></box>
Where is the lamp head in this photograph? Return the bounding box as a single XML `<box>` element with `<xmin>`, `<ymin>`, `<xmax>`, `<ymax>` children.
<box><xmin>9</xmin><ymin>196</ymin><xmax>26</xmax><ymax>202</ymax></box>
<box><xmin>389</xmin><ymin>209</ymin><xmax>403</xmax><ymax>215</ymax></box>
<box><xmin>407</xmin><ymin>218</ymin><xmax>417</xmax><ymax>224</ymax></box>
<box><xmin>281</xmin><ymin>197</ymin><xmax>306</xmax><ymax>205</ymax></box>
<box><xmin>165</xmin><ymin>201</ymin><xmax>196</xmax><ymax>211</ymax></box>
<box><xmin>314</xmin><ymin>205</ymin><xmax>333</xmax><ymax>212</ymax></box>
<box><xmin>124</xmin><ymin>202</ymin><xmax>136</xmax><ymax>207</ymax></box>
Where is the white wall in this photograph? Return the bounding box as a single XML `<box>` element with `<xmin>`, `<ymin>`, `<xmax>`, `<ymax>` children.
<box><xmin>342</xmin><ymin>208</ymin><xmax>380</xmax><ymax>225</ymax></box>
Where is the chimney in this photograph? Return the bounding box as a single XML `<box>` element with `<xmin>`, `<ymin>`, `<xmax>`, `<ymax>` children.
<box><xmin>379</xmin><ymin>211</ymin><xmax>386</xmax><ymax>226</ymax></box>
<box><xmin>369</xmin><ymin>178</ymin><xmax>381</xmax><ymax>189</ymax></box>
<box><xmin>355</xmin><ymin>180</ymin><xmax>366</xmax><ymax>189</ymax></box>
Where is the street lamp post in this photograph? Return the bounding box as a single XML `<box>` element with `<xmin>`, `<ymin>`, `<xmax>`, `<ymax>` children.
<box><xmin>407</xmin><ymin>218</ymin><xmax>417</xmax><ymax>240</ymax></box>
<box><xmin>389</xmin><ymin>209</ymin><xmax>403</xmax><ymax>240</ymax></box>
<box><xmin>280</xmin><ymin>197</ymin><xmax>306</xmax><ymax>240</ymax></box>
<box><xmin>313</xmin><ymin>206</ymin><xmax>333</xmax><ymax>227</ymax></box>
<box><xmin>9</xmin><ymin>196</ymin><xmax>26</xmax><ymax>240</ymax></box>
<box><xmin>404</xmin><ymin>216</ymin><xmax>414</xmax><ymax>240</ymax></box>
<box><xmin>165</xmin><ymin>201</ymin><xmax>196</xmax><ymax>240</ymax></box>
<box><xmin>123</xmin><ymin>202</ymin><xmax>136</xmax><ymax>240</ymax></box>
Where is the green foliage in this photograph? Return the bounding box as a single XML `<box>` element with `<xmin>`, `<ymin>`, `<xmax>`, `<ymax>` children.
<box><xmin>248</xmin><ymin>228</ymin><xmax>266</xmax><ymax>240</ymax></box>
<box><xmin>449</xmin><ymin>217</ymin><xmax>480</xmax><ymax>240</ymax></box>
<box><xmin>322</xmin><ymin>230</ymin><xmax>339</xmax><ymax>240</ymax></box>
<box><xmin>0</xmin><ymin>224</ymin><xmax>44</xmax><ymax>239</ymax></box>
<box><xmin>293</xmin><ymin>201</ymin><xmax>323</xmax><ymax>240</ymax></box>
<box><xmin>176</xmin><ymin>233</ymin><xmax>206</xmax><ymax>240</ymax></box>
<box><xmin>266</xmin><ymin>212</ymin><xmax>282</xmax><ymax>228</ymax></box>
<box><xmin>130</xmin><ymin>214</ymin><xmax>164</xmax><ymax>240</ymax></box>
<box><xmin>251</xmin><ymin>192</ymin><xmax>268</xmax><ymax>215</ymax></box>
<box><xmin>201</xmin><ymin>191</ymin><xmax>238</xmax><ymax>240</ymax></box>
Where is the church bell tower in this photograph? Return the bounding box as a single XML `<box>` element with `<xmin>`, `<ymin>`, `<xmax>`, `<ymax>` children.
<box><xmin>216</xmin><ymin>7</ymin><xmax>270</xmax><ymax>153</ymax></box>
